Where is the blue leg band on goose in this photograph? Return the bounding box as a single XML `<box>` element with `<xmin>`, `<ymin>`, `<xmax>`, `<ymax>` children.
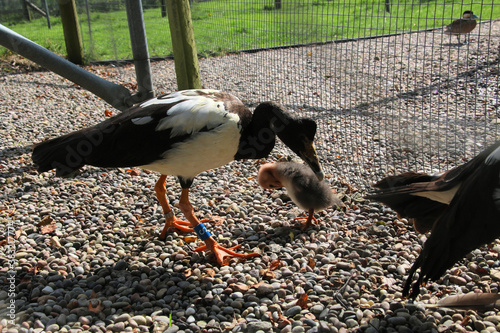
<box><xmin>194</xmin><ymin>223</ymin><xmax>211</xmax><ymax>241</ymax></box>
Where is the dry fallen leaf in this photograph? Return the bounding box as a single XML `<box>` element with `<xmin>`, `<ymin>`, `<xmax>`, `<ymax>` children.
<box><xmin>472</xmin><ymin>265</ymin><xmax>490</xmax><ymax>276</ymax></box>
<box><xmin>307</xmin><ymin>258</ymin><xmax>316</xmax><ymax>269</ymax></box>
<box><xmin>0</xmin><ymin>236</ymin><xmax>13</xmax><ymax>247</ymax></box>
<box><xmin>267</xmin><ymin>311</ymin><xmax>277</xmax><ymax>327</ymax></box>
<box><xmin>229</xmin><ymin>283</ymin><xmax>249</xmax><ymax>293</ymax></box>
<box><xmin>461</xmin><ymin>315</ymin><xmax>471</xmax><ymax>327</ymax></box>
<box><xmin>208</xmin><ymin>216</ymin><xmax>225</xmax><ymax>226</ymax></box>
<box><xmin>67</xmin><ymin>300</ymin><xmax>79</xmax><ymax>309</ymax></box>
<box><xmin>204</xmin><ymin>268</ymin><xmax>216</xmax><ymax>277</ymax></box>
<box><xmin>49</xmin><ymin>236</ymin><xmax>62</xmax><ymax>248</ymax></box>
<box><xmin>269</xmin><ymin>258</ymin><xmax>282</xmax><ymax>271</ymax></box>
<box><xmin>88</xmin><ymin>300</ymin><xmax>104</xmax><ymax>313</ymax></box>
<box><xmin>222</xmin><ymin>318</ymin><xmax>246</xmax><ymax>330</ymax></box>
<box><xmin>38</xmin><ymin>216</ymin><xmax>57</xmax><ymax>234</ymax></box>
<box><xmin>126</xmin><ymin>168</ymin><xmax>141</xmax><ymax>176</ymax></box>
<box><xmin>183</xmin><ymin>236</ymin><xmax>197</xmax><ymax>243</ymax></box>
<box><xmin>261</xmin><ymin>270</ymin><xmax>275</xmax><ymax>280</ymax></box>
<box><xmin>297</xmin><ymin>293</ymin><xmax>308</xmax><ymax>309</ymax></box>
<box><xmin>123</xmin><ymin>82</ymin><xmax>138</xmax><ymax>90</ymax></box>
<box><xmin>28</xmin><ymin>266</ymin><xmax>40</xmax><ymax>274</ymax></box>
<box><xmin>251</xmin><ymin>280</ymin><xmax>266</xmax><ymax>289</ymax></box>
<box><xmin>15</xmin><ymin>229</ymin><xmax>21</xmax><ymax>239</ymax></box>
<box><xmin>277</xmin><ymin>310</ymin><xmax>291</xmax><ymax>325</ymax></box>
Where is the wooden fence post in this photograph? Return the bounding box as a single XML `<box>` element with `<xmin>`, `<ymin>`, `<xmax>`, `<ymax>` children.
<box><xmin>166</xmin><ymin>0</ymin><xmax>201</xmax><ymax>90</ymax></box>
<box><xmin>58</xmin><ymin>0</ymin><xmax>84</xmax><ymax>64</ymax></box>
<box><xmin>160</xmin><ymin>0</ymin><xmax>167</xmax><ymax>18</ymax></box>
<box><xmin>21</xmin><ymin>0</ymin><xmax>32</xmax><ymax>21</ymax></box>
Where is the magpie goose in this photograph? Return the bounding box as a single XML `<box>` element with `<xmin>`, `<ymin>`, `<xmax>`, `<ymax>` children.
<box><xmin>367</xmin><ymin>140</ymin><xmax>500</xmax><ymax>298</ymax></box>
<box><xmin>32</xmin><ymin>89</ymin><xmax>324</xmax><ymax>265</ymax></box>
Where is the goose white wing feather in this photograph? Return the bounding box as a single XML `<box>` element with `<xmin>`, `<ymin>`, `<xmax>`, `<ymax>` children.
<box><xmin>140</xmin><ymin>90</ymin><xmax>237</xmax><ymax>137</ymax></box>
<box><xmin>485</xmin><ymin>145</ymin><xmax>500</xmax><ymax>166</ymax></box>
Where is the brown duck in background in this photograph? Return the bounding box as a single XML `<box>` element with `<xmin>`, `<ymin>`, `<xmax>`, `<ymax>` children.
<box><xmin>258</xmin><ymin>162</ymin><xmax>342</xmax><ymax>229</ymax></box>
<box><xmin>444</xmin><ymin>10</ymin><xmax>479</xmax><ymax>44</ymax></box>
<box><xmin>366</xmin><ymin>140</ymin><xmax>500</xmax><ymax>299</ymax></box>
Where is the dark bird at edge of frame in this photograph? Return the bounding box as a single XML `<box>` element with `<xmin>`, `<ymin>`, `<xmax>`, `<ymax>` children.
<box><xmin>258</xmin><ymin>161</ymin><xmax>342</xmax><ymax>229</ymax></box>
<box><xmin>444</xmin><ymin>10</ymin><xmax>479</xmax><ymax>44</ymax></box>
<box><xmin>366</xmin><ymin>140</ymin><xmax>500</xmax><ymax>299</ymax></box>
<box><xmin>32</xmin><ymin>89</ymin><xmax>324</xmax><ymax>266</ymax></box>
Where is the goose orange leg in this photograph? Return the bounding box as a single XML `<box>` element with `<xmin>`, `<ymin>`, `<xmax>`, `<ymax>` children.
<box><xmin>155</xmin><ymin>175</ymin><xmax>193</xmax><ymax>239</ymax></box>
<box><xmin>177</xmin><ymin>188</ymin><xmax>259</xmax><ymax>266</ymax></box>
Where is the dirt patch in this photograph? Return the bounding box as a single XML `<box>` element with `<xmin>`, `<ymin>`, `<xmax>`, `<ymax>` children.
<box><xmin>0</xmin><ymin>54</ymin><xmax>46</xmax><ymax>74</ymax></box>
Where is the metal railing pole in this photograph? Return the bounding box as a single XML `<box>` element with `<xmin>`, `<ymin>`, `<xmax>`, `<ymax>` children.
<box><xmin>0</xmin><ymin>24</ymin><xmax>134</xmax><ymax>111</ymax></box>
<box><xmin>125</xmin><ymin>0</ymin><xmax>155</xmax><ymax>100</ymax></box>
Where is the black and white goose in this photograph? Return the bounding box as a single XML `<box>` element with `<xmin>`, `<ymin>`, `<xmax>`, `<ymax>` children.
<box><xmin>366</xmin><ymin>140</ymin><xmax>500</xmax><ymax>298</ymax></box>
<box><xmin>257</xmin><ymin>162</ymin><xmax>341</xmax><ymax>229</ymax></box>
<box><xmin>32</xmin><ymin>89</ymin><xmax>324</xmax><ymax>266</ymax></box>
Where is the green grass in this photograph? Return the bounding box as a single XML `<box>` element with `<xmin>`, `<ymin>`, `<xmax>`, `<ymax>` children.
<box><xmin>1</xmin><ymin>0</ymin><xmax>498</xmax><ymax>62</ymax></box>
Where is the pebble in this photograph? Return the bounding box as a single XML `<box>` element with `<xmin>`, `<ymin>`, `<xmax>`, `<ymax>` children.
<box><xmin>246</xmin><ymin>321</ymin><xmax>273</xmax><ymax>333</ymax></box>
<box><xmin>107</xmin><ymin>322</ymin><xmax>125</xmax><ymax>332</ymax></box>
<box><xmin>74</xmin><ymin>267</ymin><xmax>85</xmax><ymax>275</ymax></box>
<box><xmin>131</xmin><ymin>315</ymin><xmax>148</xmax><ymax>325</ymax></box>
<box><xmin>41</xmin><ymin>286</ymin><xmax>53</xmax><ymax>294</ymax></box>
<box><xmin>387</xmin><ymin>316</ymin><xmax>407</xmax><ymax>326</ymax></box>
<box><xmin>311</xmin><ymin>304</ymin><xmax>325</xmax><ymax>314</ymax></box>
<box><xmin>448</xmin><ymin>275</ymin><xmax>467</xmax><ymax>285</ymax></box>
<box><xmin>484</xmin><ymin>315</ymin><xmax>500</xmax><ymax>324</ymax></box>
<box><xmin>114</xmin><ymin>313</ymin><xmax>131</xmax><ymax>322</ymax></box>
<box><xmin>285</xmin><ymin>306</ymin><xmax>303</xmax><ymax>318</ymax></box>
<box><xmin>45</xmin><ymin>323</ymin><xmax>59</xmax><ymax>332</ymax></box>
<box><xmin>164</xmin><ymin>325</ymin><xmax>179</xmax><ymax>333</ymax></box>
<box><xmin>256</xmin><ymin>284</ymin><xmax>275</xmax><ymax>296</ymax></box>
<box><xmin>114</xmin><ymin>260</ymin><xmax>128</xmax><ymax>270</ymax></box>
<box><xmin>79</xmin><ymin>316</ymin><xmax>91</xmax><ymax>326</ymax></box>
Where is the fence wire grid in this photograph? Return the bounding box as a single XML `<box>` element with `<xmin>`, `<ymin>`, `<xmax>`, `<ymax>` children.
<box><xmin>1</xmin><ymin>0</ymin><xmax>500</xmax><ymax>189</ymax></box>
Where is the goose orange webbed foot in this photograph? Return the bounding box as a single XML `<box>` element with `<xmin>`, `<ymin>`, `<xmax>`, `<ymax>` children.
<box><xmin>195</xmin><ymin>237</ymin><xmax>259</xmax><ymax>266</ymax></box>
<box><xmin>159</xmin><ymin>216</ymin><xmax>194</xmax><ymax>240</ymax></box>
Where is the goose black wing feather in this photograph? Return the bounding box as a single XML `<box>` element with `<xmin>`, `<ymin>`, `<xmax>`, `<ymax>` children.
<box><xmin>404</xmin><ymin>143</ymin><xmax>500</xmax><ymax>297</ymax></box>
<box><xmin>32</xmin><ymin>99</ymin><xmax>209</xmax><ymax>176</ymax></box>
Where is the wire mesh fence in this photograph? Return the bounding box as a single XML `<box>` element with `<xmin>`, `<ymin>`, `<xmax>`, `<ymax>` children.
<box><xmin>1</xmin><ymin>0</ymin><xmax>499</xmax><ymax>189</ymax></box>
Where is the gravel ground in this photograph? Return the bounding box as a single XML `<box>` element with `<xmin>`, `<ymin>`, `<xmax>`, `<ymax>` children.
<box><xmin>1</xmin><ymin>21</ymin><xmax>500</xmax><ymax>333</ymax></box>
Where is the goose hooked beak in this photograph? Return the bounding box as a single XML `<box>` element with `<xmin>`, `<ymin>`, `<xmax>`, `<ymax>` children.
<box><xmin>299</xmin><ymin>138</ymin><xmax>324</xmax><ymax>181</ymax></box>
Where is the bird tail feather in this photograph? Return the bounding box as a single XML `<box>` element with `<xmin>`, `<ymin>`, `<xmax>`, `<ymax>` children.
<box><xmin>32</xmin><ymin>129</ymin><xmax>102</xmax><ymax>177</ymax></box>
